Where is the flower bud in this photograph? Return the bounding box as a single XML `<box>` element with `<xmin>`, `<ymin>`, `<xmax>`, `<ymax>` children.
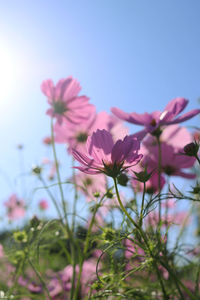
<box><xmin>13</xmin><ymin>231</ymin><xmax>27</xmax><ymax>243</ymax></box>
<box><xmin>117</xmin><ymin>173</ymin><xmax>129</xmax><ymax>186</ymax></box>
<box><xmin>133</xmin><ymin>168</ymin><xmax>153</xmax><ymax>183</ymax></box>
<box><xmin>183</xmin><ymin>142</ymin><xmax>199</xmax><ymax>157</ymax></box>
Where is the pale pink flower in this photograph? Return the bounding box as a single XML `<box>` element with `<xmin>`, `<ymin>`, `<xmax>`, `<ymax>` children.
<box><xmin>41</xmin><ymin>158</ymin><xmax>57</xmax><ymax>180</ymax></box>
<box><xmin>41</xmin><ymin>77</ymin><xmax>95</xmax><ymax>124</ymax></box>
<box><xmin>145</xmin><ymin>143</ymin><xmax>196</xmax><ymax>179</ymax></box>
<box><xmin>143</xmin><ymin>125</ymin><xmax>193</xmax><ymax>151</ymax></box>
<box><xmin>145</xmin><ymin>210</ymin><xmax>190</xmax><ymax>228</ymax></box>
<box><xmin>112</xmin><ymin>98</ymin><xmax>200</xmax><ymax>137</ymax></box>
<box><xmin>73</xmin><ymin>171</ymin><xmax>106</xmax><ymax>200</ymax></box>
<box><xmin>4</xmin><ymin>194</ymin><xmax>25</xmax><ymax>220</ymax></box>
<box><xmin>72</xmin><ymin>129</ymin><xmax>142</xmax><ymax>177</ymax></box>
<box><xmin>81</xmin><ymin>259</ymin><xmax>100</xmax><ymax>296</ymax></box>
<box><xmin>0</xmin><ymin>244</ymin><xmax>4</xmax><ymax>258</ymax></box>
<box><xmin>54</xmin><ymin>111</ymin><xmax>128</xmax><ymax>153</ymax></box>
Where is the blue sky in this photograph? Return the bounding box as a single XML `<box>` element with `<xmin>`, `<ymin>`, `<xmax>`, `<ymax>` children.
<box><xmin>0</xmin><ymin>1</ymin><xmax>199</xmax><ymax>229</ymax></box>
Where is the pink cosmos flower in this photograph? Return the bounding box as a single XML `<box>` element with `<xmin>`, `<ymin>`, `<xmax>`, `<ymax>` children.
<box><xmin>112</xmin><ymin>98</ymin><xmax>200</xmax><ymax>137</ymax></box>
<box><xmin>143</xmin><ymin>124</ymin><xmax>193</xmax><ymax>151</ymax></box>
<box><xmin>41</xmin><ymin>77</ymin><xmax>95</xmax><ymax>124</ymax></box>
<box><xmin>72</xmin><ymin>129</ymin><xmax>142</xmax><ymax>177</ymax></box>
<box><xmin>73</xmin><ymin>171</ymin><xmax>107</xmax><ymax>200</ymax></box>
<box><xmin>4</xmin><ymin>194</ymin><xmax>25</xmax><ymax>220</ymax></box>
<box><xmin>144</xmin><ymin>143</ymin><xmax>196</xmax><ymax>179</ymax></box>
<box><xmin>54</xmin><ymin>111</ymin><xmax>128</xmax><ymax>154</ymax></box>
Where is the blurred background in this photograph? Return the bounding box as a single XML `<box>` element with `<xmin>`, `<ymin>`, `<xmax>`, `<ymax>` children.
<box><xmin>0</xmin><ymin>0</ymin><xmax>199</xmax><ymax>229</ymax></box>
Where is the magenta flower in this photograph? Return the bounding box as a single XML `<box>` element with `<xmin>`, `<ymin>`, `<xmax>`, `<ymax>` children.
<box><xmin>72</xmin><ymin>129</ymin><xmax>142</xmax><ymax>178</ymax></box>
<box><xmin>112</xmin><ymin>98</ymin><xmax>200</xmax><ymax>137</ymax></box>
<box><xmin>41</xmin><ymin>77</ymin><xmax>95</xmax><ymax>124</ymax></box>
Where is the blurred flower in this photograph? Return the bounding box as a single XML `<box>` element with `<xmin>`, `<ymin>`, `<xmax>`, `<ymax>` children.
<box><xmin>4</xmin><ymin>194</ymin><xmax>25</xmax><ymax>220</ymax></box>
<box><xmin>72</xmin><ymin>129</ymin><xmax>142</xmax><ymax>177</ymax></box>
<box><xmin>54</xmin><ymin>111</ymin><xmax>128</xmax><ymax>153</ymax></box>
<box><xmin>42</xmin><ymin>136</ymin><xmax>52</xmax><ymax>145</ymax></box>
<box><xmin>39</xmin><ymin>199</ymin><xmax>49</xmax><ymax>210</ymax></box>
<box><xmin>0</xmin><ymin>244</ymin><xmax>4</xmax><ymax>258</ymax></box>
<box><xmin>41</xmin><ymin>76</ymin><xmax>95</xmax><ymax>124</ymax></box>
<box><xmin>73</xmin><ymin>171</ymin><xmax>106</xmax><ymax>200</ymax></box>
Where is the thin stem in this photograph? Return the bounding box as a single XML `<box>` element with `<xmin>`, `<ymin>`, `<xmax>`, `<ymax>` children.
<box><xmin>28</xmin><ymin>258</ymin><xmax>52</xmax><ymax>300</ymax></box>
<box><xmin>195</xmin><ymin>154</ymin><xmax>200</xmax><ymax>165</ymax></box>
<box><xmin>73</xmin><ymin>195</ymin><xmax>105</xmax><ymax>300</ymax></box>
<box><xmin>70</xmin><ymin>159</ymin><xmax>79</xmax><ymax>300</ymax></box>
<box><xmin>51</xmin><ymin>119</ymin><xmax>75</xmax><ymax>299</ymax></box>
<box><xmin>157</xmin><ymin>136</ymin><xmax>162</xmax><ymax>224</ymax></box>
<box><xmin>39</xmin><ymin>175</ymin><xmax>63</xmax><ymax>220</ymax></box>
<box><xmin>113</xmin><ymin>177</ymin><xmax>140</xmax><ymax>230</ymax></box>
<box><xmin>51</xmin><ymin>119</ymin><xmax>68</xmax><ymax>227</ymax></box>
<box><xmin>114</xmin><ymin>177</ymin><xmax>169</xmax><ymax>299</ymax></box>
<box><xmin>72</xmin><ymin>158</ymin><xmax>78</xmax><ymax>234</ymax></box>
<box><xmin>139</xmin><ymin>181</ymin><xmax>146</xmax><ymax>227</ymax></box>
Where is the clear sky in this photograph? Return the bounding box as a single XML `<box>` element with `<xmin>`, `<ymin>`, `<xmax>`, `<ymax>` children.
<box><xmin>0</xmin><ymin>1</ymin><xmax>199</xmax><ymax>228</ymax></box>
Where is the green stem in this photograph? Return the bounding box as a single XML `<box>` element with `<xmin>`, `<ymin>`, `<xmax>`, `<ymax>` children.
<box><xmin>39</xmin><ymin>175</ymin><xmax>63</xmax><ymax>220</ymax></box>
<box><xmin>28</xmin><ymin>258</ymin><xmax>52</xmax><ymax>300</ymax></box>
<box><xmin>157</xmin><ymin>136</ymin><xmax>162</xmax><ymax>224</ymax></box>
<box><xmin>139</xmin><ymin>181</ymin><xmax>146</xmax><ymax>227</ymax></box>
<box><xmin>114</xmin><ymin>177</ymin><xmax>169</xmax><ymax>299</ymax></box>
<box><xmin>195</xmin><ymin>154</ymin><xmax>200</xmax><ymax>165</ymax></box>
<box><xmin>113</xmin><ymin>177</ymin><xmax>140</xmax><ymax>231</ymax></box>
<box><xmin>70</xmin><ymin>159</ymin><xmax>79</xmax><ymax>300</ymax></box>
<box><xmin>51</xmin><ymin>119</ymin><xmax>68</xmax><ymax>226</ymax></box>
<box><xmin>51</xmin><ymin>119</ymin><xmax>76</xmax><ymax>299</ymax></box>
<box><xmin>73</xmin><ymin>196</ymin><xmax>104</xmax><ymax>300</ymax></box>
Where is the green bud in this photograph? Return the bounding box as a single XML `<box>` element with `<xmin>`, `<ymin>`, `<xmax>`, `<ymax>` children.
<box><xmin>30</xmin><ymin>216</ymin><xmax>40</xmax><ymax>228</ymax></box>
<box><xmin>102</xmin><ymin>228</ymin><xmax>115</xmax><ymax>242</ymax></box>
<box><xmin>13</xmin><ymin>231</ymin><xmax>27</xmax><ymax>243</ymax></box>
<box><xmin>32</xmin><ymin>165</ymin><xmax>42</xmax><ymax>175</ymax></box>
<box><xmin>91</xmin><ymin>281</ymin><xmax>104</xmax><ymax>291</ymax></box>
<box><xmin>183</xmin><ymin>142</ymin><xmax>199</xmax><ymax>157</ymax></box>
<box><xmin>117</xmin><ymin>173</ymin><xmax>129</xmax><ymax>186</ymax></box>
<box><xmin>133</xmin><ymin>168</ymin><xmax>153</xmax><ymax>183</ymax></box>
<box><xmin>93</xmin><ymin>192</ymin><xmax>100</xmax><ymax>198</ymax></box>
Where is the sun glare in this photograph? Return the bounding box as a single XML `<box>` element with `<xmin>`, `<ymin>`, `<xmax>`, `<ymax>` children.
<box><xmin>0</xmin><ymin>44</ymin><xmax>21</xmax><ymax>101</ymax></box>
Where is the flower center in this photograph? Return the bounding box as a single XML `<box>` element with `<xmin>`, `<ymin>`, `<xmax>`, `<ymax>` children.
<box><xmin>84</xmin><ymin>178</ymin><xmax>93</xmax><ymax>186</ymax></box>
<box><xmin>76</xmin><ymin>132</ymin><xmax>88</xmax><ymax>143</ymax></box>
<box><xmin>102</xmin><ymin>161</ymin><xmax>124</xmax><ymax>178</ymax></box>
<box><xmin>53</xmin><ymin>101</ymin><xmax>68</xmax><ymax>115</ymax></box>
<box><xmin>163</xmin><ymin>165</ymin><xmax>176</xmax><ymax>176</ymax></box>
<box><xmin>150</xmin><ymin>119</ymin><xmax>157</xmax><ymax>127</ymax></box>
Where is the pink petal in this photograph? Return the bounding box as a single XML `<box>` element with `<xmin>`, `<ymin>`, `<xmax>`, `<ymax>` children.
<box><xmin>165</xmin><ymin>109</ymin><xmax>200</xmax><ymax>125</ymax></box>
<box><xmin>111</xmin><ymin>107</ymin><xmax>145</xmax><ymax>125</ymax></box>
<box><xmin>41</xmin><ymin>79</ymin><xmax>54</xmax><ymax>100</ymax></box>
<box><xmin>87</xmin><ymin>129</ymin><xmax>114</xmax><ymax>164</ymax></box>
<box><xmin>164</xmin><ymin>97</ymin><xmax>188</xmax><ymax>116</ymax></box>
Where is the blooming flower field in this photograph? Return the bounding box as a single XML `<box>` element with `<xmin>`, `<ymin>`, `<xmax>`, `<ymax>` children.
<box><xmin>0</xmin><ymin>76</ymin><xmax>199</xmax><ymax>300</ymax></box>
